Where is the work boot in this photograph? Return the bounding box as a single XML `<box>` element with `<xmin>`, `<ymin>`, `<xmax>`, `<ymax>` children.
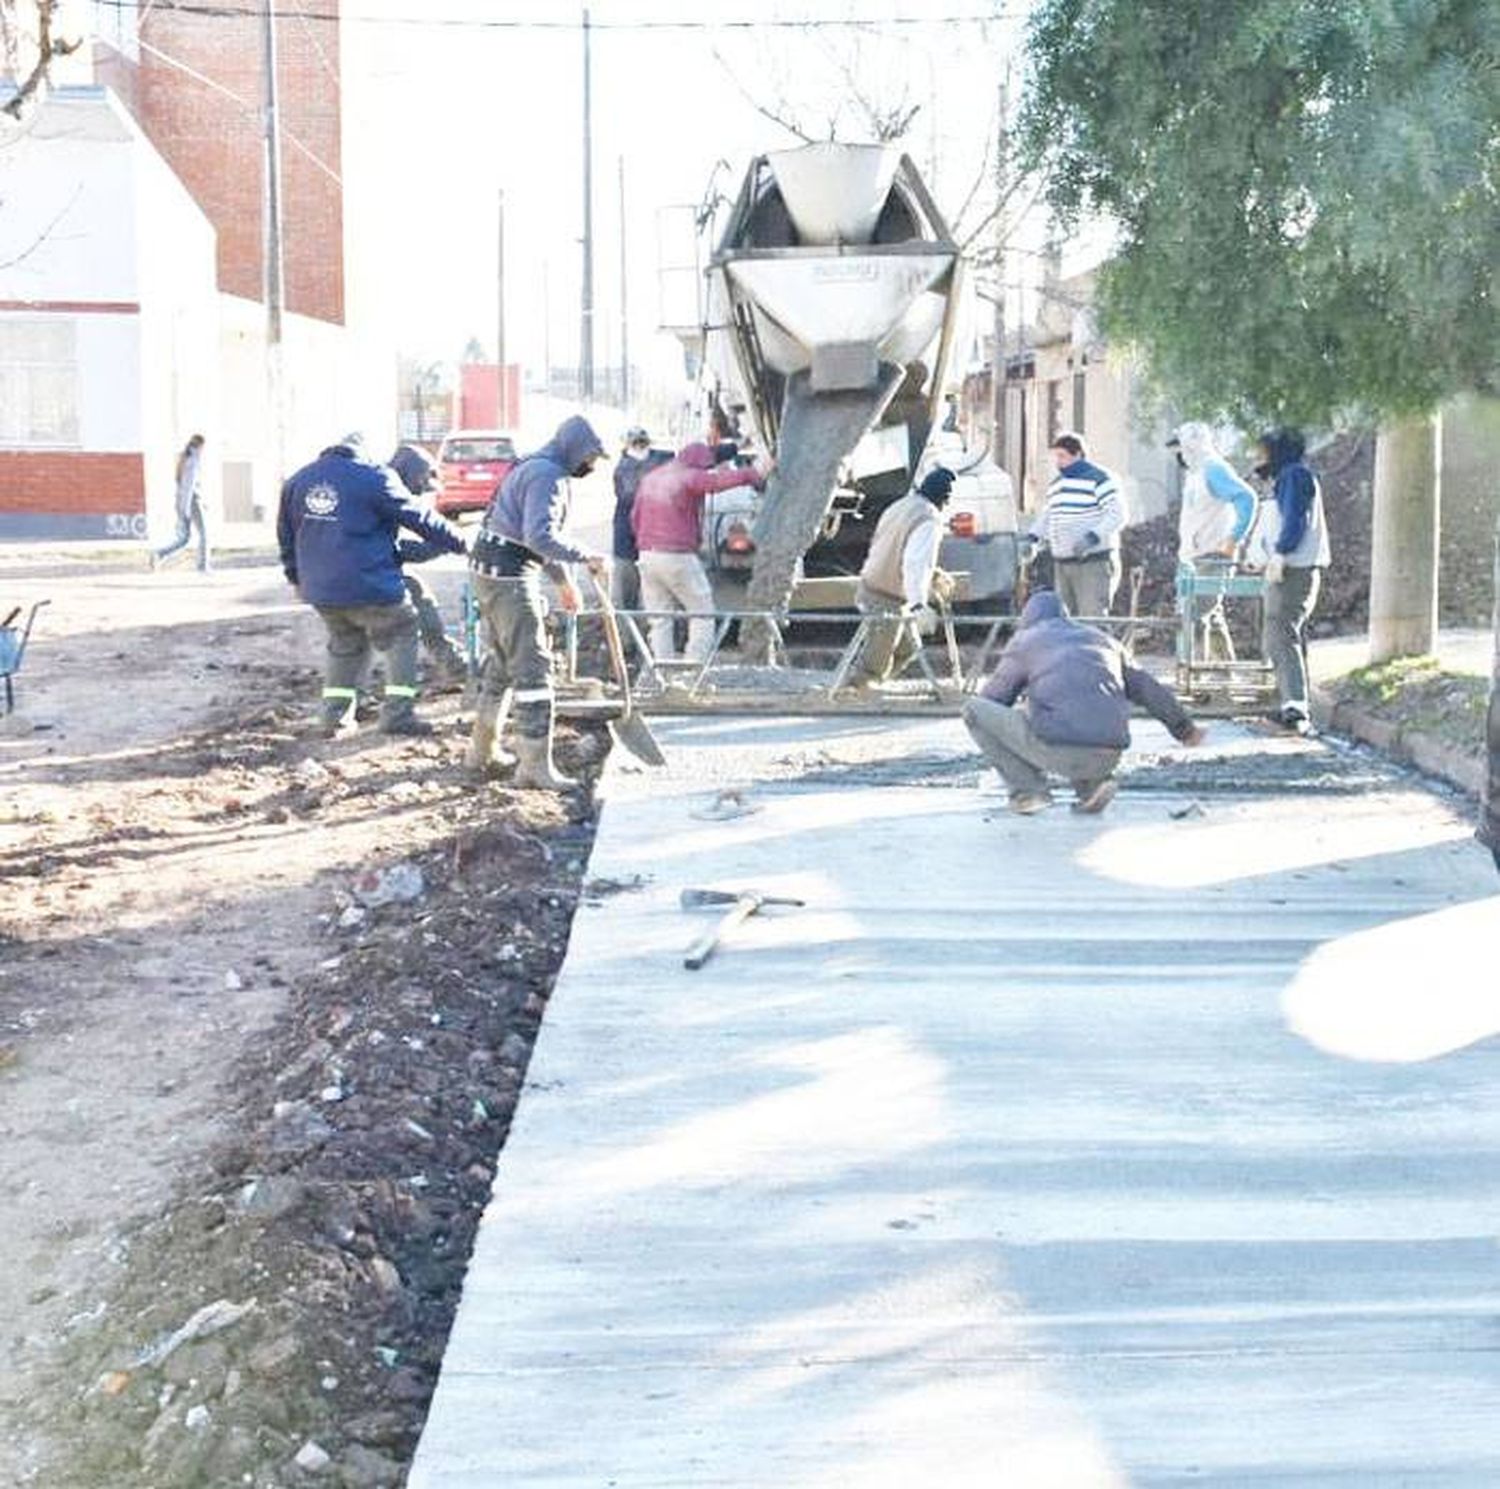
<box><xmin>1071</xmin><ymin>778</ymin><xmax>1118</xmax><ymax>815</ymax></box>
<box><xmin>1008</xmin><ymin>789</ymin><xmax>1053</xmax><ymax>816</ymax></box>
<box><xmin>380</xmin><ymin>713</ymin><xmax>435</xmax><ymax>738</ymax></box>
<box><xmin>462</xmin><ymin>693</ymin><xmax>518</xmax><ymax>776</ymax></box>
<box><xmin>513</xmin><ymin>731</ymin><xmax>577</xmax><ymax>791</ymax></box>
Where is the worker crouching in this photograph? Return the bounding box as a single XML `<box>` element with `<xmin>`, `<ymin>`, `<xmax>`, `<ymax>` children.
<box><xmin>466</xmin><ymin>415</ymin><xmax>609</xmax><ymax>790</ymax></box>
<box><xmin>964</xmin><ymin>591</ymin><xmax>1205</xmax><ymax>815</ymax></box>
<box><xmin>278</xmin><ymin>433</ymin><xmax>467</xmax><ymax>738</ymax></box>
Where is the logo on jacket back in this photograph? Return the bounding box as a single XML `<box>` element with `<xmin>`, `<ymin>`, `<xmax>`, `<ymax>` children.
<box><xmin>304</xmin><ymin>483</ymin><xmax>339</xmax><ymax>518</ymax></box>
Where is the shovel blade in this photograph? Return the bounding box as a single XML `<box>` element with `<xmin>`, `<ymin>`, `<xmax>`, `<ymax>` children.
<box><xmin>609</xmin><ymin>711</ymin><xmax>666</xmax><ymax>768</ymax></box>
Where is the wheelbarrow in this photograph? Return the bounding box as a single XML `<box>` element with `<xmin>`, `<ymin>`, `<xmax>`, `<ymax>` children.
<box><xmin>0</xmin><ymin>600</ymin><xmax>50</xmax><ymax>714</ymax></box>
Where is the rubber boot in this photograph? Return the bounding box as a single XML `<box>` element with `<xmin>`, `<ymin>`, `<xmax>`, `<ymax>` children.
<box><xmin>463</xmin><ymin>692</ymin><xmax>518</xmax><ymax>776</ymax></box>
<box><xmin>379</xmin><ymin>693</ymin><xmax>434</xmax><ymax>737</ymax></box>
<box><xmin>513</xmin><ymin>728</ymin><xmax>577</xmax><ymax>791</ymax></box>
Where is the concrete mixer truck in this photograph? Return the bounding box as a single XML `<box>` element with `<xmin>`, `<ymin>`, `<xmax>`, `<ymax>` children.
<box><xmin>689</xmin><ymin>143</ymin><xmax>1020</xmax><ymax>634</ymax></box>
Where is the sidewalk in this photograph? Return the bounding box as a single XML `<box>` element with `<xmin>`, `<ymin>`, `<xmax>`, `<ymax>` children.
<box><xmin>1311</xmin><ymin>627</ymin><xmax>1493</xmax><ymax>799</ymax></box>
<box><xmin>411</xmin><ymin>715</ymin><xmax>1500</xmax><ymax>1486</ymax></box>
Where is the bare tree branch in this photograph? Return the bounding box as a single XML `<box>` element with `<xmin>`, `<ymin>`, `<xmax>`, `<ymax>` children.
<box><xmin>711</xmin><ymin>42</ymin><xmax>816</xmax><ymax>145</ymax></box>
<box><xmin>0</xmin><ymin>179</ymin><xmax>81</xmax><ymax>270</ymax></box>
<box><xmin>2</xmin><ymin>0</ymin><xmax>83</xmax><ymax>121</ymax></box>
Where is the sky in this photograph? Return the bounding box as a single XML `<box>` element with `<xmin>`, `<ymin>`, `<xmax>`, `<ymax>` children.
<box><xmin>337</xmin><ymin>0</ymin><xmax>1034</xmax><ymax>405</ymax></box>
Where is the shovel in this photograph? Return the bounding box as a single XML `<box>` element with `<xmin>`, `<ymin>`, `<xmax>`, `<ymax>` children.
<box><xmin>680</xmin><ymin>888</ymin><xmax>805</xmax><ymax>971</ymax></box>
<box><xmin>591</xmin><ymin>574</ymin><xmax>665</xmax><ymax>768</ymax></box>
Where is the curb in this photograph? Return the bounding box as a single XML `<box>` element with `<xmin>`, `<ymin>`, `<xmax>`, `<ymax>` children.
<box><xmin>1312</xmin><ymin>683</ymin><xmax>1485</xmax><ymax>798</ymax></box>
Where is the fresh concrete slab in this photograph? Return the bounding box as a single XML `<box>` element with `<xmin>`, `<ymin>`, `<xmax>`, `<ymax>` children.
<box><xmin>411</xmin><ymin>717</ymin><xmax>1500</xmax><ymax>1487</ymax></box>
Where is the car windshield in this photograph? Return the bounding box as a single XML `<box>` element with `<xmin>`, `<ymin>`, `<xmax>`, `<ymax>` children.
<box><xmin>443</xmin><ymin>438</ymin><xmax>515</xmax><ymax>463</ymax></box>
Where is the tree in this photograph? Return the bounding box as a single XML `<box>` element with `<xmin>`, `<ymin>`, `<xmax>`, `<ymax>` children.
<box><xmin>1021</xmin><ymin>0</ymin><xmax>1500</xmax><ymax>658</ymax></box>
<box><xmin>2</xmin><ymin>1</ymin><xmax>82</xmax><ymax>122</ymax></box>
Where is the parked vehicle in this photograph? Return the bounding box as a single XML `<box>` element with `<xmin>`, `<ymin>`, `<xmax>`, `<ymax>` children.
<box><xmin>435</xmin><ymin>430</ymin><xmax>517</xmax><ymax>516</ymax></box>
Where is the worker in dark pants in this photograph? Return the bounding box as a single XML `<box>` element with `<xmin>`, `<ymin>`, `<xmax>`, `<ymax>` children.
<box><xmin>389</xmin><ymin>444</ymin><xmax>470</xmax><ymax>690</ymax></box>
<box><xmin>466</xmin><ymin>415</ymin><xmax>609</xmax><ymax>787</ymax></box>
<box><xmin>963</xmin><ymin>590</ymin><xmax>1205</xmax><ymax>815</ymax></box>
<box><xmin>611</xmin><ymin>426</ymin><xmax>671</xmax><ymax>610</ymax></box>
<box><xmin>278</xmin><ymin>433</ymin><xmax>467</xmax><ymax>737</ymax></box>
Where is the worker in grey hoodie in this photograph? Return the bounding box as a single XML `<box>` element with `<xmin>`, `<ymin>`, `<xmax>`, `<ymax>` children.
<box><xmin>466</xmin><ymin>414</ymin><xmax>608</xmax><ymax>789</ymax></box>
<box><xmin>963</xmin><ymin>591</ymin><xmax>1205</xmax><ymax>815</ymax></box>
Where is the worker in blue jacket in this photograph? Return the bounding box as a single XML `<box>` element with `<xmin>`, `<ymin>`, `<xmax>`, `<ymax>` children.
<box><xmin>278</xmin><ymin>433</ymin><xmax>467</xmax><ymax>737</ymax></box>
<box><xmin>467</xmin><ymin>414</ymin><xmax>609</xmax><ymax>788</ymax></box>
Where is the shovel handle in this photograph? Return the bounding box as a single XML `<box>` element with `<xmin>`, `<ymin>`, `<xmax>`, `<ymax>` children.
<box><xmin>683</xmin><ymin>896</ymin><xmax>761</xmax><ymax>971</ymax></box>
<box><xmin>591</xmin><ymin>574</ymin><xmax>633</xmax><ymax>718</ymax></box>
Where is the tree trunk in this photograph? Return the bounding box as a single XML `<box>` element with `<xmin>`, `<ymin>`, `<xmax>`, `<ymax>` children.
<box><xmin>1481</xmin><ymin>512</ymin><xmax>1499</xmax><ymax>858</ymax></box>
<box><xmin>1368</xmin><ymin>412</ymin><xmax>1441</xmax><ymax>662</ymax></box>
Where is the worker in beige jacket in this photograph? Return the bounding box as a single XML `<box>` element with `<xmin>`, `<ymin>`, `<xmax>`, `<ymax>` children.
<box><xmin>845</xmin><ymin>466</ymin><xmax>956</xmax><ymax>688</ymax></box>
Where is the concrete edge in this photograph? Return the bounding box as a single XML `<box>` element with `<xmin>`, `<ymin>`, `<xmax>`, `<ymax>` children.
<box><xmin>1312</xmin><ymin>682</ymin><xmax>1486</xmax><ymax>799</ymax></box>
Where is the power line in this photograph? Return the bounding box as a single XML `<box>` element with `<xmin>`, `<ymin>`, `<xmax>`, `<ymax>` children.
<box><xmin>92</xmin><ymin>1</ymin><xmax>1020</xmax><ymax>32</ymax></box>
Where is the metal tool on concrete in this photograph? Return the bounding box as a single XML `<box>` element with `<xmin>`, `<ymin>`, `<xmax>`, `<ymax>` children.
<box><xmin>680</xmin><ymin>887</ymin><xmax>805</xmax><ymax>970</ymax></box>
<box><xmin>592</xmin><ymin>576</ymin><xmax>666</xmax><ymax>767</ymax></box>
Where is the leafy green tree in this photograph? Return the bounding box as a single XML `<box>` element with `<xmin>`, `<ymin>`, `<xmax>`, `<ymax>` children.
<box><xmin>1020</xmin><ymin>0</ymin><xmax>1500</xmax><ymax>426</ymax></box>
<box><xmin>1022</xmin><ymin>0</ymin><xmax>1500</xmax><ymax>671</ymax></box>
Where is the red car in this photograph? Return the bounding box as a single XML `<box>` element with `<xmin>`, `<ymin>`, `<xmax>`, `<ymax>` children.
<box><xmin>435</xmin><ymin>430</ymin><xmax>518</xmax><ymax>516</ymax></box>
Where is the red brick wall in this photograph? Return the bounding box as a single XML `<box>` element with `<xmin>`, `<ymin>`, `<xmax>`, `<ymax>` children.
<box><xmin>124</xmin><ymin>2</ymin><xmax>345</xmax><ymax>326</ymax></box>
<box><xmin>0</xmin><ymin>452</ymin><xmax>146</xmax><ymax>513</ymax></box>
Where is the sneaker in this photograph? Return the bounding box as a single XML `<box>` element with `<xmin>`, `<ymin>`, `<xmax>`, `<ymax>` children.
<box><xmin>379</xmin><ymin>715</ymin><xmax>435</xmax><ymax>738</ymax></box>
<box><xmin>1008</xmin><ymin>790</ymin><xmax>1053</xmax><ymax>816</ymax></box>
<box><xmin>1278</xmin><ymin>709</ymin><xmax>1313</xmax><ymax>736</ymax></box>
<box><xmin>1072</xmin><ymin>778</ymin><xmax>1118</xmax><ymax>815</ymax></box>
<box><xmin>315</xmin><ymin>714</ymin><xmax>356</xmax><ymax>740</ymax></box>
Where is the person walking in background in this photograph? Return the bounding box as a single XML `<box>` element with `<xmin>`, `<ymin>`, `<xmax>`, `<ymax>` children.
<box><xmin>1253</xmin><ymin>428</ymin><xmax>1331</xmax><ymax>735</ymax></box>
<box><xmin>963</xmin><ymin>590</ymin><xmax>1205</xmax><ymax>816</ymax></box>
<box><xmin>278</xmin><ymin>432</ymin><xmax>467</xmax><ymax>738</ymax></box>
<box><xmin>610</xmin><ymin>426</ymin><xmax>672</xmax><ymax>610</ymax></box>
<box><xmin>845</xmin><ymin>465</ymin><xmax>957</xmax><ymax>689</ymax></box>
<box><xmin>631</xmin><ymin>442</ymin><xmax>771</xmax><ymax>665</ymax></box>
<box><xmin>466</xmin><ymin>414</ymin><xmax>610</xmax><ymax>789</ymax></box>
<box><xmin>152</xmin><ymin>434</ymin><xmax>209</xmax><ymax>572</ymax></box>
<box><xmin>388</xmin><ymin>444</ymin><xmax>471</xmax><ymax>691</ymax></box>
<box><xmin>1033</xmin><ymin>431</ymin><xmax>1127</xmax><ymax>616</ymax></box>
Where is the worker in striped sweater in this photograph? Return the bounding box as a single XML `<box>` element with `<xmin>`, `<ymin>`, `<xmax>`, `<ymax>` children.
<box><xmin>1032</xmin><ymin>431</ymin><xmax>1128</xmax><ymax>618</ymax></box>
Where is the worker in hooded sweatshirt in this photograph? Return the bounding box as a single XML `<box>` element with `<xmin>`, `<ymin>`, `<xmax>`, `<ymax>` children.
<box><xmin>845</xmin><ymin>465</ymin><xmax>957</xmax><ymax>688</ymax></box>
<box><xmin>963</xmin><ymin>590</ymin><xmax>1205</xmax><ymax>816</ymax></box>
<box><xmin>466</xmin><ymin>414</ymin><xmax>609</xmax><ymax>789</ymax></box>
<box><xmin>1169</xmin><ymin>422</ymin><xmax>1256</xmax><ymax>564</ymax></box>
<box><xmin>388</xmin><ymin>444</ymin><xmax>470</xmax><ymax>690</ymax></box>
<box><xmin>278</xmin><ymin>432</ymin><xmax>467</xmax><ymax>737</ymax></box>
<box><xmin>631</xmin><ymin>441</ymin><xmax>772</xmax><ymax>666</ymax></box>
<box><xmin>1252</xmin><ymin>427</ymin><xmax>1331</xmax><ymax>735</ymax></box>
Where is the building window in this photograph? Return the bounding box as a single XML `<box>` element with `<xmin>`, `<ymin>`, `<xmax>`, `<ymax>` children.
<box><xmin>0</xmin><ymin>318</ymin><xmax>80</xmax><ymax>447</ymax></box>
<box><xmin>1072</xmin><ymin>371</ymin><xmax>1087</xmax><ymax>433</ymax></box>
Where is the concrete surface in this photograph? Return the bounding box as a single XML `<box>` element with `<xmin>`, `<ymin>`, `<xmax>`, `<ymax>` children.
<box><xmin>413</xmin><ymin>716</ymin><xmax>1500</xmax><ymax>1486</ymax></box>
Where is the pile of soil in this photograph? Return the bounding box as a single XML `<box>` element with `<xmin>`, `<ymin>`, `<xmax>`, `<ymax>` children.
<box><xmin>0</xmin><ymin>587</ymin><xmax>611</xmax><ymax>1487</ymax></box>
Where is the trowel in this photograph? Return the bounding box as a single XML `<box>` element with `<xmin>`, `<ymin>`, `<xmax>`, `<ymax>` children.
<box><xmin>591</xmin><ymin>575</ymin><xmax>666</xmax><ymax>768</ymax></box>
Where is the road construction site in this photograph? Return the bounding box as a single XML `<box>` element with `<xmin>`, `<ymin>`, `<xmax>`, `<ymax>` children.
<box><xmin>0</xmin><ymin>546</ymin><xmax>1496</xmax><ymax>1487</ymax></box>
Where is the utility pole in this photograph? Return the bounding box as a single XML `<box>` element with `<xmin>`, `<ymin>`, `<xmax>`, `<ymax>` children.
<box><xmin>618</xmin><ymin>155</ymin><xmax>629</xmax><ymax>409</ymax></box>
<box><xmin>580</xmin><ymin>6</ymin><xmax>595</xmax><ymax>402</ymax></box>
<box><xmin>990</xmin><ymin>72</ymin><xmax>1008</xmax><ymax>481</ymax></box>
<box><xmin>496</xmin><ymin>188</ymin><xmax>508</xmax><ymax>425</ymax></box>
<box><xmin>261</xmin><ymin>0</ymin><xmax>287</xmax><ymax>496</ymax></box>
<box><xmin>542</xmin><ymin>260</ymin><xmax>552</xmax><ymax>395</ymax></box>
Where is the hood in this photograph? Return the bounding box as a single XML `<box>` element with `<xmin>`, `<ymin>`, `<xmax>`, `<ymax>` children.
<box><xmin>389</xmin><ymin>444</ymin><xmax>438</xmax><ymax>496</ymax></box>
<box><xmin>540</xmin><ymin>415</ymin><xmax>606</xmax><ymax>474</ymax></box>
<box><xmin>1018</xmin><ymin>591</ymin><xmax>1066</xmax><ymax>629</ymax></box>
<box><xmin>677</xmin><ymin>442</ymin><xmax>716</xmax><ymax>470</ymax></box>
<box><xmin>1258</xmin><ymin>427</ymin><xmax>1306</xmax><ymax>475</ymax></box>
<box><xmin>1172</xmin><ymin>421</ymin><xmax>1219</xmax><ymax>470</ymax></box>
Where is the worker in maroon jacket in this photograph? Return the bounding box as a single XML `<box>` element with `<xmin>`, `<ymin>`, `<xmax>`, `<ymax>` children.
<box><xmin>631</xmin><ymin>442</ymin><xmax>772</xmax><ymax>664</ymax></box>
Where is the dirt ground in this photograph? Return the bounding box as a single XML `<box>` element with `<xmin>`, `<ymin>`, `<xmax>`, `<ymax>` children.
<box><xmin>0</xmin><ymin>552</ymin><xmax>606</xmax><ymax>1487</ymax></box>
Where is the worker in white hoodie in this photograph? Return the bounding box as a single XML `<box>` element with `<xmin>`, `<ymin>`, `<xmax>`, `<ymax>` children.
<box><xmin>1168</xmin><ymin>422</ymin><xmax>1256</xmax><ymax>563</ymax></box>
